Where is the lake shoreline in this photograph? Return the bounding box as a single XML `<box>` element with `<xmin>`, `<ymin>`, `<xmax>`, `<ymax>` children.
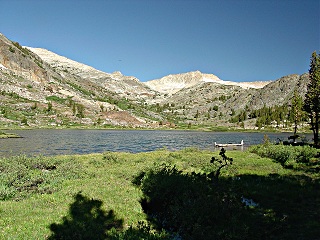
<box><xmin>0</xmin><ymin>125</ymin><xmax>312</xmax><ymax>134</ymax></box>
<box><xmin>0</xmin><ymin>129</ymin><xmax>314</xmax><ymax>158</ymax></box>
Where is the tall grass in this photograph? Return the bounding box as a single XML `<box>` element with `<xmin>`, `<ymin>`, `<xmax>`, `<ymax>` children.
<box><xmin>0</xmin><ymin>148</ymin><xmax>319</xmax><ymax>239</ymax></box>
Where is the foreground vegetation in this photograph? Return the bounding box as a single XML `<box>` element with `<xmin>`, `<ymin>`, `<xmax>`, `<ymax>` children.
<box><xmin>0</xmin><ymin>145</ymin><xmax>319</xmax><ymax>239</ymax></box>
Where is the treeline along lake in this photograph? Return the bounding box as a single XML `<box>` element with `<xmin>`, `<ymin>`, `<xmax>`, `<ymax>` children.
<box><xmin>0</xmin><ymin>129</ymin><xmax>313</xmax><ymax>157</ymax></box>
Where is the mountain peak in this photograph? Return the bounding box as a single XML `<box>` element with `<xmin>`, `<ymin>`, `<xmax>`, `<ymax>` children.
<box><xmin>25</xmin><ymin>47</ymin><xmax>99</xmax><ymax>74</ymax></box>
<box><xmin>144</xmin><ymin>71</ymin><xmax>220</xmax><ymax>94</ymax></box>
<box><xmin>144</xmin><ymin>71</ymin><xmax>269</xmax><ymax>94</ymax></box>
<box><xmin>0</xmin><ymin>32</ymin><xmax>308</xmax><ymax>130</ymax></box>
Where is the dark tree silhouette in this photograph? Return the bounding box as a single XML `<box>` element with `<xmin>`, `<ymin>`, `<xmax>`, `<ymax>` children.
<box><xmin>290</xmin><ymin>87</ymin><xmax>304</xmax><ymax>142</ymax></box>
<box><xmin>304</xmin><ymin>51</ymin><xmax>320</xmax><ymax>146</ymax></box>
<box><xmin>48</xmin><ymin>192</ymin><xmax>123</xmax><ymax>240</ymax></box>
<box><xmin>209</xmin><ymin>147</ymin><xmax>233</xmax><ymax>181</ymax></box>
<box><xmin>136</xmin><ymin>164</ymin><xmax>320</xmax><ymax>239</ymax></box>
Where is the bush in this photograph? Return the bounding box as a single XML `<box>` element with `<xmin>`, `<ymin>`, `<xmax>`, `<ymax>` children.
<box><xmin>269</xmin><ymin>145</ymin><xmax>292</xmax><ymax>166</ymax></box>
<box><xmin>103</xmin><ymin>151</ymin><xmax>119</xmax><ymax>162</ymax></box>
<box><xmin>0</xmin><ymin>182</ymin><xmax>17</xmax><ymax>200</ymax></box>
<box><xmin>295</xmin><ymin>146</ymin><xmax>318</xmax><ymax>163</ymax></box>
<box><xmin>0</xmin><ymin>155</ymin><xmax>85</xmax><ymax>200</ymax></box>
<box><xmin>46</xmin><ymin>95</ymin><xmax>67</xmax><ymax>104</ymax></box>
<box><xmin>249</xmin><ymin>144</ymin><xmax>293</xmax><ymax>166</ymax></box>
<box><xmin>21</xmin><ymin>117</ymin><xmax>28</xmax><ymax>125</ymax></box>
<box><xmin>135</xmin><ymin>163</ymin><xmax>279</xmax><ymax>240</ymax></box>
<box><xmin>249</xmin><ymin>144</ymin><xmax>319</xmax><ymax>166</ymax></box>
<box><xmin>9</xmin><ymin>46</ymin><xmax>15</xmax><ymax>53</ymax></box>
<box><xmin>108</xmin><ymin>221</ymin><xmax>170</xmax><ymax>240</ymax></box>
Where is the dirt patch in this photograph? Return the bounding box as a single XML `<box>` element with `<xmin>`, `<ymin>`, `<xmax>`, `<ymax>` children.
<box><xmin>103</xmin><ymin>111</ymin><xmax>145</xmax><ymax>126</ymax></box>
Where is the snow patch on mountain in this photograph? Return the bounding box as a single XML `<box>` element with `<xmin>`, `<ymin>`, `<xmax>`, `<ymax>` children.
<box><xmin>145</xmin><ymin>71</ymin><xmax>270</xmax><ymax>94</ymax></box>
<box><xmin>0</xmin><ymin>63</ymin><xmax>7</xmax><ymax>69</ymax></box>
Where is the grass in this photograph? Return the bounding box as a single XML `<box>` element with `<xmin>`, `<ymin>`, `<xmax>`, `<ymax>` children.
<box><xmin>45</xmin><ymin>96</ymin><xmax>68</xmax><ymax>104</ymax></box>
<box><xmin>0</xmin><ymin>131</ymin><xmax>21</xmax><ymax>138</ymax></box>
<box><xmin>0</xmin><ymin>148</ymin><xmax>319</xmax><ymax>239</ymax></box>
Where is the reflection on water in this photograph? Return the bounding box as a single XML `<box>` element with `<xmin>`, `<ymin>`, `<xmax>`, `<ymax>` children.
<box><xmin>0</xmin><ymin>129</ymin><xmax>313</xmax><ymax>157</ymax></box>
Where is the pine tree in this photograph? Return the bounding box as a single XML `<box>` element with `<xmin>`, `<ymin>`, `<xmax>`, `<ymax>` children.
<box><xmin>291</xmin><ymin>87</ymin><xmax>304</xmax><ymax>141</ymax></box>
<box><xmin>304</xmin><ymin>51</ymin><xmax>320</xmax><ymax>146</ymax></box>
<box><xmin>47</xmin><ymin>102</ymin><xmax>52</xmax><ymax>112</ymax></box>
<box><xmin>194</xmin><ymin>110</ymin><xmax>199</xmax><ymax>119</ymax></box>
<box><xmin>77</xmin><ymin>104</ymin><xmax>85</xmax><ymax>119</ymax></box>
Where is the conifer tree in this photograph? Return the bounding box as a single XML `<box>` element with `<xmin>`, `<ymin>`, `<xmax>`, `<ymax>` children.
<box><xmin>290</xmin><ymin>87</ymin><xmax>303</xmax><ymax>141</ymax></box>
<box><xmin>304</xmin><ymin>51</ymin><xmax>320</xmax><ymax>146</ymax></box>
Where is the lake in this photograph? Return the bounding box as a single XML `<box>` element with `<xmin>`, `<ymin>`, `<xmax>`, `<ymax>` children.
<box><xmin>0</xmin><ymin>129</ymin><xmax>312</xmax><ymax>157</ymax></box>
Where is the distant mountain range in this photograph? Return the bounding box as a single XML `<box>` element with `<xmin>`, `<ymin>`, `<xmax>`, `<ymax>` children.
<box><xmin>0</xmin><ymin>32</ymin><xmax>309</xmax><ymax>129</ymax></box>
<box><xmin>145</xmin><ymin>70</ymin><xmax>270</xmax><ymax>94</ymax></box>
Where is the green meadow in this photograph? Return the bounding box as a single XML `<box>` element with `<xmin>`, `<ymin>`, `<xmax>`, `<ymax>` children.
<box><xmin>0</xmin><ymin>146</ymin><xmax>319</xmax><ymax>239</ymax></box>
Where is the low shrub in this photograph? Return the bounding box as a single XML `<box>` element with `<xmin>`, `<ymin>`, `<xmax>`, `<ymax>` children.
<box><xmin>108</xmin><ymin>221</ymin><xmax>171</xmax><ymax>240</ymax></box>
<box><xmin>46</xmin><ymin>95</ymin><xmax>67</xmax><ymax>104</ymax></box>
<box><xmin>270</xmin><ymin>145</ymin><xmax>293</xmax><ymax>166</ymax></box>
<box><xmin>295</xmin><ymin>146</ymin><xmax>318</xmax><ymax>163</ymax></box>
<box><xmin>249</xmin><ymin>144</ymin><xmax>292</xmax><ymax>166</ymax></box>
<box><xmin>249</xmin><ymin>144</ymin><xmax>319</xmax><ymax>167</ymax></box>
<box><xmin>103</xmin><ymin>151</ymin><xmax>119</xmax><ymax>162</ymax></box>
<box><xmin>0</xmin><ymin>155</ymin><xmax>85</xmax><ymax>200</ymax></box>
<box><xmin>135</xmin><ymin>163</ymin><xmax>280</xmax><ymax>240</ymax></box>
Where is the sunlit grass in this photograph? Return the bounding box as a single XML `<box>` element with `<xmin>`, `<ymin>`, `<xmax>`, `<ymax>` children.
<box><xmin>0</xmin><ymin>148</ymin><xmax>319</xmax><ymax>239</ymax></box>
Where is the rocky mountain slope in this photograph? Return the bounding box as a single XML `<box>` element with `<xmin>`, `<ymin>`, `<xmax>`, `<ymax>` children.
<box><xmin>26</xmin><ymin>47</ymin><xmax>156</xmax><ymax>99</ymax></box>
<box><xmin>0</xmin><ymin>33</ymin><xmax>156</xmax><ymax>128</ymax></box>
<box><xmin>0</xmin><ymin>32</ymin><xmax>309</xmax><ymax>129</ymax></box>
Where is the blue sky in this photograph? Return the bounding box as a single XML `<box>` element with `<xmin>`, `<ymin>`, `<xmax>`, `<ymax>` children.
<box><xmin>1</xmin><ymin>0</ymin><xmax>319</xmax><ymax>82</ymax></box>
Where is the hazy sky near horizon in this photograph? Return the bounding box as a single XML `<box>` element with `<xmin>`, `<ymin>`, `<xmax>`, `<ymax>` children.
<box><xmin>1</xmin><ymin>0</ymin><xmax>319</xmax><ymax>82</ymax></box>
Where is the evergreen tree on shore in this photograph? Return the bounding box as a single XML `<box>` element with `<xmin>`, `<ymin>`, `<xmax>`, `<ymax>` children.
<box><xmin>290</xmin><ymin>87</ymin><xmax>304</xmax><ymax>141</ymax></box>
<box><xmin>304</xmin><ymin>51</ymin><xmax>320</xmax><ymax>146</ymax></box>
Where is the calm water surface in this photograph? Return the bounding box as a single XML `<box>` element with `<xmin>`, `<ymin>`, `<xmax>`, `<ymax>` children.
<box><xmin>0</xmin><ymin>129</ymin><xmax>312</xmax><ymax>157</ymax></box>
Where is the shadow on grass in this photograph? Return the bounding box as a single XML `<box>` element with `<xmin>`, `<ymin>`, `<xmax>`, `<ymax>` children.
<box><xmin>236</xmin><ymin>174</ymin><xmax>320</xmax><ymax>239</ymax></box>
<box><xmin>135</xmin><ymin>164</ymin><xmax>320</xmax><ymax>240</ymax></box>
<box><xmin>48</xmin><ymin>192</ymin><xmax>123</xmax><ymax>240</ymax></box>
